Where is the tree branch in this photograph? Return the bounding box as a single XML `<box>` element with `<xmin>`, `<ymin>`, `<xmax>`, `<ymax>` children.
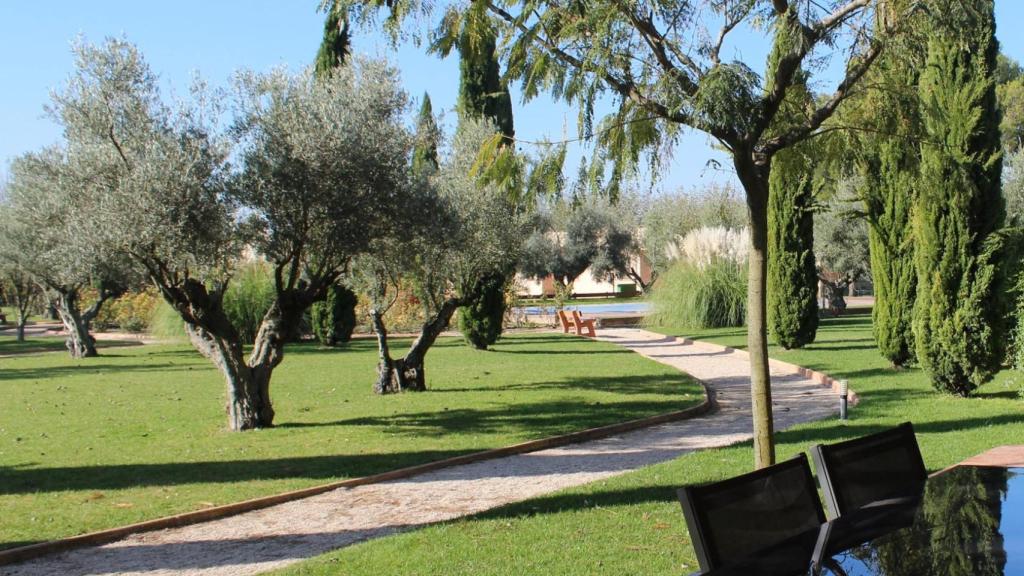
<box><xmin>814</xmin><ymin>0</ymin><xmax>872</xmax><ymax>35</ymax></box>
<box><xmin>764</xmin><ymin>37</ymin><xmax>883</xmax><ymax>153</ymax></box>
<box><xmin>485</xmin><ymin>1</ymin><xmax>699</xmax><ymax>130</ymax></box>
<box><xmin>609</xmin><ymin>0</ymin><xmax>699</xmax><ymax>96</ymax></box>
<box><xmin>108</xmin><ymin>124</ymin><xmax>131</xmax><ymax>168</ymax></box>
<box><xmin>710</xmin><ymin>3</ymin><xmax>746</xmax><ymax>66</ymax></box>
<box><xmin>753</xmin><ymin>0</ymin><xmax>872</xmax><ymax>146</ymax></box>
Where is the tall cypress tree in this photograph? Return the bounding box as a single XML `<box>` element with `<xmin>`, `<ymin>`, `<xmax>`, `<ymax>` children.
<box><xmin>858</xmin><ymin>2</ymin><xmax>922</xmax><ymax>368</ymax></box>
<box><xmin>767</xmin><ymin>145</ymin><xmax>818</xmax><ymax>349</ymax></box>
<box><xmin>455</xmin><ymin>15</ymin><xmax>516</xmax><ymax>350</ymax></box>
<box><xmin>765</xmin><ymin>62</ymin><xmax>817</xmax><ymax>350</ymax></box>
<box><xmin>310</xmin><ymin>1</ymin><xmax>358</xmax><ymax>346</ymax></box>
<box><xmin>456</xmin><ymin>18</ymin><xmax>514</xmax><ymax>139</ymax></box>
<box><xmin>412</xmin><ymin>93</ymin><xmax>439</xmax><ymax>176</ymax></box>
<box><xmin>864</xmin><ymin>138</ymin><xmax>918</xmax><ymax>367</ymax></box>
<box><xmin>914</xmin><ymin>2</ymin><xmax>1007</xmax><ymax>396</ymax></box>
<box><xmin>314</xmin><ymin>4</ymin><xmax>350</xmax><ymax>79</ymax></box>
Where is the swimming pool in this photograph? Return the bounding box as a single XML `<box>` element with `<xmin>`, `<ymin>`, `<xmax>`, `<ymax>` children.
<box><xmin>518</xmin><ymin>302</ymin><xmax>652</xmax><ymax>315</ymax></box>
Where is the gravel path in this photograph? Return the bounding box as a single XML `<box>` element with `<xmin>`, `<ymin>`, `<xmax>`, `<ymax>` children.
<box><xmin>4</xmin><ymin>328</ymin><xmax>839</xmax><ymax>576</ymax></box>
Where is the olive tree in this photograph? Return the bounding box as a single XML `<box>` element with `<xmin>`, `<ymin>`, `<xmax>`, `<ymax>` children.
<box><xmin>814</xmin><ymin>188</ymin><xmax>871</xmax><ymax>313</ymax></box>
<box><xmin>0</xmin><ymin>148</ymin><xmax>125</xmax><ymax>357</ymax></box>
<box><xmin>639</xmin><ymin>184</ymin><xmax>747</xmax><ymax>282</ymax></box>
<box><xmin>588</xmin><ymin>197</ymin><xmax>649</xmax><ymax>291</ymax></box>
<box><xmin>0</xmin><ymin>258</ymin><xmax>41</xmax><ymax>342</ymax></box>
<box><xmin>367</xmin><ymin>117</ymin><xmax>527</xmax><ymax>393</ymax></box>
<box><xmin>59</xmin><ymin>38</ymin><xmax>414</xmax><ymax>430</ymax></box>
<box><xmin>519</xmin><ymin>199</ymin><xmax>611</xmax><ymax>297</ymax></box>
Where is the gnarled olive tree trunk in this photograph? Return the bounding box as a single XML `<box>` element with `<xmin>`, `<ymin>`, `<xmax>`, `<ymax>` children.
<box><xmin>370</xmin><ymin>308</ymin><xmax>398</xmax><ymax>394</ymax></box>
<box><xmin>374</xmin><ymin>297</ymin><xmax>462</xmax><ymax>394</ymax></box>
<box><xmin>51</xmin><ymin>287</ymin><xmax>118</xmax><ymax>358</ymax></box>
<box><xmin>158</xmin><ymin>276</ymin><xmax>316</xmax><ymax>431</ymax></box>
<box><xmin>185</xmin><ymin>322</ymin><xmax>265</xmax><ymax>430</ymax></box>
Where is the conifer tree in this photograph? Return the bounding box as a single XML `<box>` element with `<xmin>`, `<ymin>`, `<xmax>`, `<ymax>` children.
<box><xmin>456</xmin><ymin>16</ymin><xmax>514</xmax><ymax>139</ymax></box>
<box><xmin>310</xmin><ymin>1</ymin><xmax>357</xmax><ymax>347</ymax></box>
<box><xmin>914</xmin><ymin>2</ymin><xmax>1007</xmax><ymax>396</ymax></box>
<box><xmin>863</xmin><ymin>138</ymin><xmax>919</xmax><ymax>368</ymax></box>
<box><xmin>412</xmin><ymin>93</ymin><xmax>439</xmax><ymax>176</ymax></box>
<box><xmin>856</xmin><ymin>0</ymin><xmax>922</xmax><ymax>368</ymax></box>
<box><xmin>314</xmin><ymin>3</ymin><xmax>351</xmax><ymax>78</ymax></box>
<box><xmin>454</xmin><ymin>15</ymin><xmax>516</xmax><ymax>350</ymax></box>
<box><xmin>767</xmin><ymin>145</ymin><xmax>818</xmax><ymax>349</ymax></box>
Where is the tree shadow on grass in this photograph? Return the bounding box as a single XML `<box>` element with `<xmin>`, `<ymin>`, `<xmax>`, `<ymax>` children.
<box><xmin>492</xmin><ymin>334</ymin><xmax>580</xmax><ymax>344</ymax></box>
<box><xmin>973</xmin><ymin>388</ymin><xmax>1021</xmax><ymax>400</ymax></box>
<box><xmin>279</xmin><ymin>396</ymin><xmax>694</xmax><ymax>437</ymax></box>
<box><xmin>0</xmin><ymin>540</ymin><xmax>44</xmax><ymax>552</ymax></box>
<box><xmin>0</xmin><ymin>339</ymin><xmax>143</xmax><ymax>357</ymax></box>
<box><xmin>0</xmin><ymin>362</ymin><xmax>200</xmax><ymax>382</ymax></box>
<box><xmin>0</xmin><ymin>449</ymin><xmax>480</xmax><ymax>496</ymax></box>
<box><xmin>0</xmin><ymin>403</ymin><xmax>709</xmax><ymax>495</ymax></box>
<box><xmin>432</xmin><ymin>373</ymin><xmax>694</xmax><ymax>396</ymax></box>
<box><xmin>0</xmin><ymin>386</ymin><xmax>697</xmax><ymax>496</ymax></box>
<box><xmin>137</xmin><ymin>348</ymin><xmax>207</xmax><ymax>359</ymax></box>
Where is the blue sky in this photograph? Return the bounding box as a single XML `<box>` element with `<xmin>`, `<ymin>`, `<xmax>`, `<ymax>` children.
<box><xmin>2</xmin><ymin>1</ymin><xmax>1023</xmax><ymax>192</ymax></box>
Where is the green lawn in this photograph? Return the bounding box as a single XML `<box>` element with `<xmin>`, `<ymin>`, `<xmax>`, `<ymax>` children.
<box><xmin>275</xmin><ymin>313</ymin><xmax>1024</xmax><ymax>576</ymax></box>
<box><xmin>0</xmin><ymin>333</ymin><xmax>701</xmax><ymax>550</ymax></box>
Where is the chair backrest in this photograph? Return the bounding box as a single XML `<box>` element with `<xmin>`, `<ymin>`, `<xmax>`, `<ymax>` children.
<box><xmin>556</xmin><ymin>310</ymin><xmax>571</xmax><ymax>331</ymax></box>
<box><xmin>677</xmin><ymin>454</ymin><xmax>825</xmax><ymax>573</ymax></box>
<box><xmin>810</xmin><ymin>421</ymin><xmax>927</xmax><ymax>518</ymax></box>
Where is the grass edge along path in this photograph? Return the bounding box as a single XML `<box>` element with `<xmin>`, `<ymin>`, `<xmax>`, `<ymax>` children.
<box><xmin>272</xmin><ymin>314</ymin><xmax>1024</xmax><ymax>576</ymax></box>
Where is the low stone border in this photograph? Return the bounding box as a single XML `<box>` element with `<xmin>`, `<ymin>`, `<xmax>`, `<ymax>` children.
<box><xmin>0</xmin><ymin>382</ymin><xmax>713</xmax><ymax>567</ymax></box>
<box><xmin>674</xmin><ymin>336</ymin><xmax>860</xmax><ymax>405</ymax></box>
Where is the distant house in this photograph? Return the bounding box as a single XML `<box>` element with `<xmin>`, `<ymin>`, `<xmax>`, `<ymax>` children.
<box><xmin>517</xmin><ymin>252</ymin><xmax>654</xmax><ymax>298</ymax></box>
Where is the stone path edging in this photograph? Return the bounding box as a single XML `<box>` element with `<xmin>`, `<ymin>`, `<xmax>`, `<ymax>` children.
<box><xmin>3</xmin><ymin>328</ymin><xmax>846</xmax><ymax>576</ymax></box>
<box><xmin>673</xmin><ymin>336</ymin><xmax>859</xmax><ymax>405</ymax></box>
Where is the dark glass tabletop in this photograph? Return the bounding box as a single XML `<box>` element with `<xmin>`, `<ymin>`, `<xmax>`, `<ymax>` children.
<box><xmin>700</xmin><ymin>466</ymin><xmax>1024</xmax><ymax>576</ymax></box>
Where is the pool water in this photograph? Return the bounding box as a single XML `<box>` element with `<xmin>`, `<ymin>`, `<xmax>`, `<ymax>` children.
<box><xmin>518</xmin><ymin>302</ymin><xmax>651</xmax><ymax>315</ymax></box>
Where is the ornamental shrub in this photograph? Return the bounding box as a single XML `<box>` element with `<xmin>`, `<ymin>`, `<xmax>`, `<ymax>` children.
<box><xmin>222</xmin><ymin>262</ymin><xmax>275</xmax><ymax>344</ymax></box>
<box><xmin>458</xmin><ymin>272</ymin><xmax>506</xmax><ymax>350</ymax></box>
<box><xmin>647</xmin><ymin>258</ymin><xmax>747</xmax><ymax>329</ymax></box>
<box><xmin>311</xmin><ymin>284</ymin><xmax>358</xmax><ymax>346</ymax></box>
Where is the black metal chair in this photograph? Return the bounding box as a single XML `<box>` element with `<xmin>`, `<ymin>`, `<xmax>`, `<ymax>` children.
<box><xmin>677</xmin><ymin>454</ymin><xmax>826</xmax><ymax>574</ymax></box>
<box><xmin>810</xmin><ymin>421</ymin><xmax>927</xmax><ymax>518</ymax></box>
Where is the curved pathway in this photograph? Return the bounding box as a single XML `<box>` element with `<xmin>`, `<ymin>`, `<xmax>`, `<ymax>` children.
<box><xmin>4</xmin><ymin>328</ymin><xmax>838</xmax><ymax>576</ymax></box>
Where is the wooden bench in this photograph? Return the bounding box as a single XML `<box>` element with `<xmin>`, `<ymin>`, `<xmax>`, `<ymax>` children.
<box><xmin>556</xmin><ymin>309</ymin><xmax>597</xmax><ymax>337</ymax></box>
<box><xmin>570</xmin><ymin>310</ymin><xmax>597</xmax><ymax>338</ymax></box>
